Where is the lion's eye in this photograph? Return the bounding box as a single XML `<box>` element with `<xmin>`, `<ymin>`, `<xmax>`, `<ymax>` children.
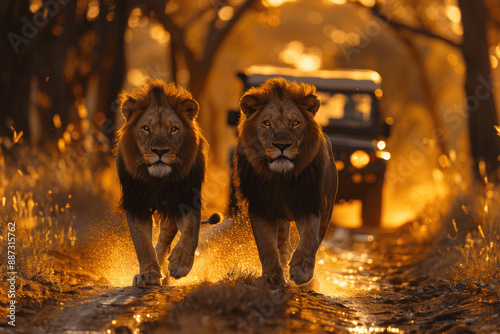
<box><xmin>171</xmin><ymin>126</ymin><xmax>179</xmax><ymax>133</ymax></box>
<box><xmin>292</xmin><ymin>120</ymin><xmax>300</xmax><ymax>127</ymax></box>
<box><xmin>142</xmin><ymin>125</ymin><xmax>150</xmax><ymax>132</ymax></box>
<box><xmin>263</xmin><ymin>120</ymin><xmax>270</xmax><ymax>127</ymax></box>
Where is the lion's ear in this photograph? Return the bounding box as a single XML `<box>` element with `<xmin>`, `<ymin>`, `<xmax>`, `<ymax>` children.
<box><xmin>180</xmin><ymin>99</ymin><xmax>199</xmax><ymax>120</ymax></box>
<box><xmin>120</xmin><ymin>95</ymin><xmax>138</xmax><ymax>121</ymax></box>
<box><xmin>300</xmin><ymin>94</ymin><xmax>320</xmax><ymax>116</ymax></box>
<box><xmin>240</xmin><ymin>94</ymin><xmax>260</xmax><ymax>117</ymax></box>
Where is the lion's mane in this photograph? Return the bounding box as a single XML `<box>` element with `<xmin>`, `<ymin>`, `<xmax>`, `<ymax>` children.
<box><xmin>115</xmin><ymin>80</ymin><xmax>207</xmax><ymax>221</ymax></box>
<box><xmin>234</xmin><ymin>78</ymin><xmax>331</xmax><ymax>221</ymax></box>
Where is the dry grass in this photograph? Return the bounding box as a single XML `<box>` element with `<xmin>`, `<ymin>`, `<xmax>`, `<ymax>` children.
<box><xmin>446</xmin><ymin>181</ymin><xmax>500</xmax><ymax>289</ymax></box>
<box><xmin>434</xmin><ymin>164</ymin><xmax>500</xmax><ymax>290</ymax></box>
<box><xmin>0</xmin><ymin>130</ymin><xmax>115</xmax><ymax>310</ymax></box>
<box><xmin>409</xmin><ymin>158</ymin><xmax>500</xmax><ymax>291</ymax></box>
<box><xmin>219</xmin><ymin>268</ymin><xmax>258</xmax><ymax>286</ymax></box>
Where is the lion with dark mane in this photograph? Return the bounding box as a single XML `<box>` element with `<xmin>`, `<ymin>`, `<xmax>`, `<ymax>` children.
<box><xmin>116</xmin><ymin>79</ymin><xmax>219</xmax><ymax>287</ymax></box>
<box><xmin>234</xmin><ymin>77</ymin><xmax>338</xmax><ymax>289</ymax></box>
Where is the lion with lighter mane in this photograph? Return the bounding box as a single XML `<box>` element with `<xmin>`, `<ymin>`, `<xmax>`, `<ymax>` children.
<box><xmin>234</xmin><ymin>77</ymin><xmax>338</xmax><ymax>289</ymax></box>
<box><xmin>116</xmin><ymin>79</ymin><xmax>219</xmax><ymax>287</ymax></box>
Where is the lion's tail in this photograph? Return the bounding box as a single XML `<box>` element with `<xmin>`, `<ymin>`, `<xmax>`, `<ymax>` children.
<box><xmin>201</xmin><ymin>213</ymin><xmax>222</xmax><ymax>225</ymax></box>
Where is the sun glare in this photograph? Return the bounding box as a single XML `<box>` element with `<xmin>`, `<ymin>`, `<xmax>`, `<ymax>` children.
<box><xmin>296</xmin><ymin>54</ymin><xmax>321</xmax><ymax>71</ymax></box>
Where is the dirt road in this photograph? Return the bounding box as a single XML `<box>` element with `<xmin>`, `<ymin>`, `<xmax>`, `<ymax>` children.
<box><xmin>4</xmin><ymin>221</ymin><xmax>500</xmax><ymax>333</ymax></box>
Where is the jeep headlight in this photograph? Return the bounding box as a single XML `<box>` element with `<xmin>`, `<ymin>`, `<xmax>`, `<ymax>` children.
<box><xmin>350</xmin><ymin>150</ymin><xmax>370</xmax><ymax>169</ymax></box>
<box><xmin>376</xmin><ymin>150</ymin><xmax>391</xmax><ymax>160</ymax></box>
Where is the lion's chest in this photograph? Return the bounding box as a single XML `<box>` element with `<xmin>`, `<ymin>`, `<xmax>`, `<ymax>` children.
<box><xmin>237</xmin><ymin>153</ymin><xmax>323</xmax><ymax>221</ymax></box>
<box><xmin>117</xmin><ymin>155</ymin><xmax>204</xmax><ymax>220</ymax></box>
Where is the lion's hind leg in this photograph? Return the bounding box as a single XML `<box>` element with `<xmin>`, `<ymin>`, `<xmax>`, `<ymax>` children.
<box><xmin>155</xmin><ymin>217</ymin><xmax>178</xmax><ymax>280</ymax></box>
<box><xmin>126</xmin><ymin>213</ymin><xmax>162</xmax><ymax>287</ymax></box>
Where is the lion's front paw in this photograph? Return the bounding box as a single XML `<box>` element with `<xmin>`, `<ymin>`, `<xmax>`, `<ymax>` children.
<box><xmin>167</xmin><ymin>247</ymin><xmax>194</xmax><ymax>279</ymax></box>
<box><xmin>289</xmin><ymin>254</ymin><xmax>315</xmax><ymax>286</ymax></box>
<box><xmin>132</xmin><ymin>272</ymin><xmax>161</xmax><ymax>287</ymax></box>
<box><xmin>257</xmin><ymin>274</ymin><xmax>285</xmax><ymax>290</ymax></box>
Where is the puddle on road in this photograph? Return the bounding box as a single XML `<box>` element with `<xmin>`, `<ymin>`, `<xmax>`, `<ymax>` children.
<box><xmin>102</xmin><ymin>287</ymin><xmax>175</xmax><ymax>334</ymax></box>
<box><xmin>279</xmin><ymin>225</ymin><xmax>432</xmax><ymax>334</ymax></box>
<box><xmin>98</xmin><ymin>293</ymin><xmax>138</xmax><ymax>307</ymax></box>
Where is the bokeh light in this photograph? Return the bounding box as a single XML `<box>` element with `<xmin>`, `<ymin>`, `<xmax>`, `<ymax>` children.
<box><xmin>218</xmin><ymin>6</ymin><xmax>235</xmax><ymax>21</ymax></box>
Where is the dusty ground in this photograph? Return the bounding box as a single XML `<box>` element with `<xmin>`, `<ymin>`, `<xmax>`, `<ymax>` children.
<box><xmin>2</xmin><ymin>218</ymin><xmax>499</xmax><ymax>334</ymax></box>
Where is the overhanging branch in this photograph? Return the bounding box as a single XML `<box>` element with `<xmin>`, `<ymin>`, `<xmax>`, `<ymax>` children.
<box><xmin>148</xmin><ymin>0</ymin><xmax>196</xmax><ymax>67</ymax></box>
<box><xmin>202</xmin><ymin>0</ymin><xmax>257</xmax><ymax>68</ymax></box>
<box><xmin>182</xmin><ymin>4</ymin><xmax>211</xmax><ymax>30</ymax></box>
<box><xmin>353</xmin><ymin>1</ymin><xmax>462</xmax><ymax>49</ymax></box>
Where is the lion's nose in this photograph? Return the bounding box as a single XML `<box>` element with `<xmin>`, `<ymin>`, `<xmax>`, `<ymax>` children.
<box><xmin>272</xmin><ymin>143</ymin><xmax>291</xmax><ymax>153</ymax></box>
<box><xmin>152</xmin><ymin>148</ymin><xmax>170</xmax><ymax>158</ymax></box>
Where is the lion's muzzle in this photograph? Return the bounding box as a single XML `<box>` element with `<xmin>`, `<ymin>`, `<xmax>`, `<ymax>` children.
<box><xmin>268</xmin><ymin>153</ymin><xmax>295</xmax><ymax>173</ymax></box>
<box><xmin>266</xmin><ymin>141</ymin><xmax>296</xmax><ymax>173</ymax></box>
<box><xmin>152</xmin><ymin>148</ymin><xmax>170</xmax><ymax>158</ymax></box>
<box><xmin>272</xmin><ymin>142</ymin><xmax>291</xmax><ymax>153</ymax></box>
<box><xmin>146</xmin><ymin>149</ymin><xmax>175</xmax><ymax>177</ymax></box>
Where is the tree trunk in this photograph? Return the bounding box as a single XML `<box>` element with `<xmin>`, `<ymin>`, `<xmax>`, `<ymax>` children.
<box><xmin>0</xmin><ymin>1</ymin><xmax>33</xmax><ymax>143</ymax></box>
<box><xmin>97</xmin><ymin>0</ymin><xmax>129</xmax><ymax>140</ymax></box>
<box><xmin>458</xmin><ymin>0</ymin><xmax>500</xmax><ymax>181</ymax></box>
<box><xmin>169</xmin><ymin>41</ymin><xmax>178</xmax><ymax>83</ymax></box>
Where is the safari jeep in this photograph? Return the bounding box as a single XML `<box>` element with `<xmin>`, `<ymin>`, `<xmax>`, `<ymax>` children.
<box><xmin>227</xmin><ymin>65</ymin><xmax>392</xmax><ymax>226</ymax></box>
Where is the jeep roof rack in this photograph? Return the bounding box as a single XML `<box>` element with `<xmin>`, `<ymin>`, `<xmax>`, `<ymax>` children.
<box><xmin>241</xmin><ymin>65</ymin><xmax>381</xmax><ymax>93</ymax></box>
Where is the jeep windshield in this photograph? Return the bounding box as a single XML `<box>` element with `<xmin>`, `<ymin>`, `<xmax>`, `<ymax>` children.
<box><xmin>239</xmin><ymin>66</ymin><xmax>382</xmax><ymax>136</ymax></box>
<box><xmin>315</xmin><ymin>91</ymin><xmax>373</xmax><ymax>128</ymax></box>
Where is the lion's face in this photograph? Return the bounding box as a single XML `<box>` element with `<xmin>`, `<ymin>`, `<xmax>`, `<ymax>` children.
<box><xmin>135</xmin><ymin>108</ymin><xmax>186</xmax><ymax>177</ymax></box>
<box><xmin>238</xmin><ymin>78</ymin><xmax>322</xmax><ymax>176</ymax></box>
<box><xmin>116</xmin><ymin>80</ymin><xmax>202</xmax><ymax>181</ymax></box>
<box><xmin>257</xmin><ymin>100</ymin><xmax>307</xmax><ymax>173</ymax></box>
